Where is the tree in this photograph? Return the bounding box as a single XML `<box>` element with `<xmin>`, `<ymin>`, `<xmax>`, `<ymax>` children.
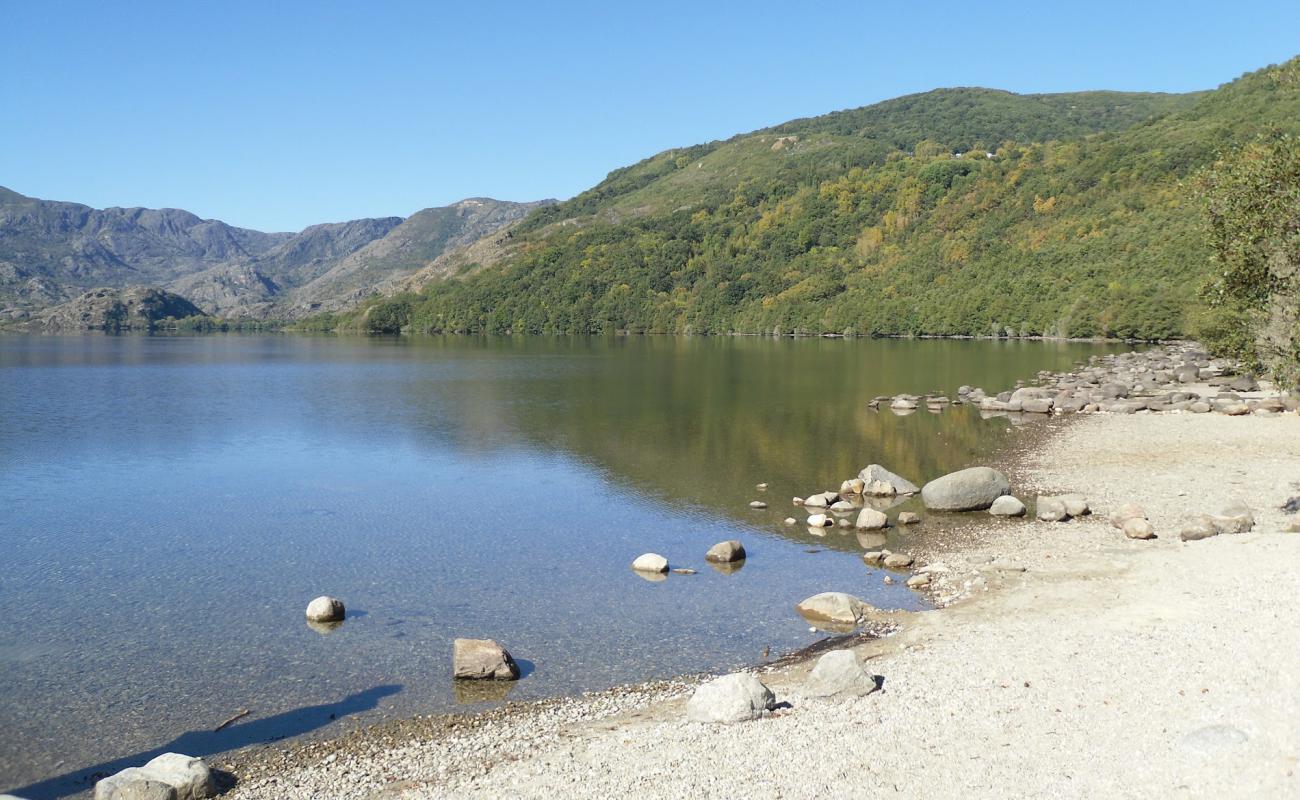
<box><xmin>1198</xmin><ymin>132</ymin><xmax>1300</xmax><ymax>386</ymax></box>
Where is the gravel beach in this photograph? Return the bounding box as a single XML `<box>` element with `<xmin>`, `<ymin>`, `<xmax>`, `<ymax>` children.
<box><xmin>218</xmin><ymin>410</ymin><xmax>1300</xmax><ymax>799</ymax></box>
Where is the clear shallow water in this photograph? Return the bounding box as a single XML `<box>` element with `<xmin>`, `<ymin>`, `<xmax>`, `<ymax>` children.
<box><xmin>0</xmin><ymin>334</ymin><xmax>1121</xmax><ymax>797</ymax></box>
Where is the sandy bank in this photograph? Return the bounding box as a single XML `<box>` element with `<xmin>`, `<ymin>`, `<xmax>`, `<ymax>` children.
<box><xmin>221</xmin><ymin>411</ymin><xmax>1300</xmax><ymax>799</ymax></box>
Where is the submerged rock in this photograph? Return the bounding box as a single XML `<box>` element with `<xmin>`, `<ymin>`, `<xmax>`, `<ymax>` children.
<box><xmin>452</xmin><ymin>638</ymin><xmax>520</xmax><ymax>681</ymax></box>
<box><xmin>686</xmin><ymin>673</ymin><xmax>775</xmax><ymax>723</ymax></box>
<box><xmin>921</xmin><ymin>467</ymin><xmax>1011</xmax><ymax>511</ymax></box>
<box><xmin>897</xmin><ymin>511</ymin><xmax>921</xmax><ymax>525</ymax></box>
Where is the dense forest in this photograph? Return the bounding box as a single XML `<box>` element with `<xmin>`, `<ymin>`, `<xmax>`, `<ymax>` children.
<box><xmin>321</xmin><ymin>59</ymin><xmax>1300</xmax><ymax>368</ymax></box>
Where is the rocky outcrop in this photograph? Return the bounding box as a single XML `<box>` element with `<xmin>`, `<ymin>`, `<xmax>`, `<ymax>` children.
<box><xmin>35</xmin><ymin>286</ymin><xmax>205</xmax><ymax>331</ymax></box>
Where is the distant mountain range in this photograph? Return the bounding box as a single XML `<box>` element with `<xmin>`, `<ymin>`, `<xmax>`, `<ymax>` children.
<box><xmin>0</xmin><ymin>187</ymin><xmax>551</xmax><ymax>324</ymax></box>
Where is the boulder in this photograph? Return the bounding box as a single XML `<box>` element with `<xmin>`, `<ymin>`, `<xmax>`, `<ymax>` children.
<box><xmin>883</xmin><ymin>552</ymin><xmax>915</xmax><ymax>569</ymax></box>
<box><xmin>840</xmin><ymin>478</ymin><xmax>866</xmax><ymax>495</ymax></box>
<box><xmin>1058</xmin><ymin>494</ymin><xmax>1090</xmax><ymax>517</ymax></box>
<box><xmin>805</xmin><ymin>650</ymin><xmax>878</xmax><ymax>698</ymax></box>
<box><xmin>1036</xmin><ymin>496</ymin><xmax>1069</xmax><ymax>522</ymax></box>
<box><xmin>1020</xmin><ymin>398</ymin><xmax>1054</xmax><ymax>414</ymax></box>
<box><xmin>305</xmin><ymin>596</ymin><xmax>345</xmax><ymax>623</ymax></box>
<box><xmin>1180</xmin><ymin>520</ymin><xmax>1216</xmax><ymax>543</ymax></box>
<box><xmin>705</xmin><ymin>540</ymin><xmax>746</xmax><ymax>563</ymax></box>
<box><xmin>631</xmin><ymin>553</ymin><xmax>669</xmax><ymax>573</ymax></box>
<box><xmin>854</xmin><ymin>508</ymin><xmax>889</xmax><ymax>530</ymax></box>
<box><xmin>686</xmin><ymin>673</ymin><xmax>776</xmax><ymax>724</ymax></box>
<box><xmin>806</xmin><ymin>513</ymin><xmax>834</xmax><ymax>528</ymax></box>
<box><xmin>906</xmin><ymin>573</ymin><xmax>932</xmax><ymax>588</ymax></box>
<box><xmin>1123</xmin><ymin>518</ymin><xmax>1156</xmax><ymax>540</ymax></box>
<box><xmin>795</xmin><ymin>592</ymin><xmax>872</xmax><ymax>627</ymax></box>
<box><xmin>95</xmin><ymin>771</ymin><xmax>176</xmax><ymax>800</ymax></box>
<box><xmin>95</xmin><ymin>754</ymin><xmax>214</xmax><ymax>800</ymax></box>
<box><xmin>1207</xmin><ymin>503</ymin><xmax>1254</xmax><ymax>534</ymax></box>
<box><xmin>861</xmin><ymin>551</ymin><xmax>886</xmax><ymax>566</ymax></box>
<box><xmin>748</xmin><ymin>500</ymin><xmax>768</xmax><ymax>509</ymax></box>
<box><xmin>921</xmin><ymin>467</ymin><xmax>1011</xmax><ymax>511</ymax></box>
<box><xmin>989</xmin><ymin>495</ymin><xmax>1026</xmax><ymax>517</ymax></box>
<box><xmin>897</xmin><ymin>511</ymin><xmax>921</xmax><ymax>525</ymax></box>
<box><xmin>1108</xmin><ymin>503</ymin><xmax>1146</xmax><ymax>528</ymax></box>
<box><xmin>452</xmin><ymin>638</ymin><xmax>520</xmax><ymax>680</ymax></box>
<box><xmin>858</xmin><ymin>464</ymin><xmax>920</xmax><ymax>495</ymax></box>
<box><xmin>802</xmin><ymin>491</ymin><xmax>838</xmax><ymax>508</ymax></box>
<box><xmin>829</xmin><ymin>500</ymin><xmax>856</xmax><ymax>512</ymax></box>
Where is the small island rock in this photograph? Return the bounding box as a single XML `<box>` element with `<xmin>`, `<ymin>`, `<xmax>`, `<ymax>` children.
<box><xmin>452</xmin><ymin>638</ymin><xmax>520</xmax><ymax>681</ymax></box>
<box><xmin>631</xmin><ymin>553</ymin><xmax>669</xmax><ymax>573</ymax></box>
<box><xmin>305</xmin><ymin>596</ymin><xmax>345</xmax><ymax>623</ymax></box>
<box><xmin>705</xmin><ymin>540</ymin><xmax>746</xmax><ymax>563</ymax></box>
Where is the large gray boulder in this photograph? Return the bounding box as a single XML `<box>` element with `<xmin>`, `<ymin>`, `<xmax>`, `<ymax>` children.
<box><xmin>452</xmin><ymin>638</ymin><xmax>520</xmax><ymax>681</ymax></box>
<box><xmin>686</xmin><ymin>673</ymin><xmax>776</xmax><ymax>723</ymax></box>
<box><xmin>921</xmin><ymin>467</ymin><xmax>1011</xmax><ymax>511</ymax></box>
<box><xmin>805</xmin><ymin>649</ymin><xmax>878</xmax><ymax>697</ymax></box>
<box><xmin>95</xmin><ymin>754</ymin><xmax>214</xmax><ymax>800</ymax></box>
<box><xmin>858</xmin><ymin>465</ymin><xmax>919</xmax><ymax>495</ymax></box>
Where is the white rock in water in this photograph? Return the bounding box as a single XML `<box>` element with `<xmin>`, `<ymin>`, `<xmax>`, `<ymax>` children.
<box><xmin>705</xmin><ymin>540</ymin><xmax>746</xmax><ymax>563</ymax></box>
<box><xmin>748</xmin><ymin>500</ymin><xmax>768</xmax><ymax>509</ymax></box>
<box><xmin>805</xmin><ymin>649</ymin><xmax>878</xmax><ymax>697</ymax></box>
<box><xmin>989</xmin><ymin>495</ymin><xmax>1027</xmax><ymax>516</ymax></box>
<box><xmin>452</xmin><ymin>637</ymin><xmax>520</xmax><ymax>680</ymax></box>
<box><xmin>631</xmin><ymin>553</ymin><xmax>669</xmax><ymax>572</ymax></box>
<box><xmin>806</xmin><ymin>513</ymin><xmax>833</xmax><ymax>528</ymax></box>
<box><xmin>854</xmin><ymin>508</ymin><xmax>888</xmax><ymax>530</ymax></box>
<box><xmin>686</xmin><ymin>673</ymin><xmax>776</xmax><ymax>723</ymax></box>
<box><xmin>858</xmin><ymin>464</ymin><xmax>920</xmax><ymax>495</ymax></box>
<box><xmin>95</xmin><ymin>753</ymin><xmax>214</xmax><ymax>800</ymax></box>
<box><xmin>305</xmin><ymin>596</ymin><xmax>345</xmax><ymax>622</ymax></box>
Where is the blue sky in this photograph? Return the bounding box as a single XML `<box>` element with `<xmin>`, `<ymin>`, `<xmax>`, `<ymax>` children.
<box><xmin>2</xmin><ymin>0</ymin><xmax>1297</xmax><ymax>232</ymax></box>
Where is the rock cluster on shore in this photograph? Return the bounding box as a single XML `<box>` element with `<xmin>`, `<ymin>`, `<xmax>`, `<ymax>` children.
<box><xmin>870</xmin><ymin>343</ymin><xmax>1297</xmax><ymax>419</ymax></box>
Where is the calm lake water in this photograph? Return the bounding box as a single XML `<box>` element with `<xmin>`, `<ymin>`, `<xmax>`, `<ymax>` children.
<box><xmin>0</xmin><ymin>334</ymin><xmax>1122</xmax><ymax>797</ymax></box>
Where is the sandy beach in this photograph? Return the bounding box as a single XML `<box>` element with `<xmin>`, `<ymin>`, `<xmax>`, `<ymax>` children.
<box><xmin>210</xmin><ymin>408</ymin><xmax>1300</xmax><ymax>799</ymax></box>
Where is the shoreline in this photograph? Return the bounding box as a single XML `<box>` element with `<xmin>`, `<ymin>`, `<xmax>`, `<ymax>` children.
<box><xmin>209</xmin><ymin>369</ymin><xmax>1300</xmax><ymax>798</ymax></box>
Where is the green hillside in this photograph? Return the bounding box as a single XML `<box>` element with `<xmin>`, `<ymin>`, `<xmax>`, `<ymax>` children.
<box><xmin>338</xmin><ymin>58</ymin><xmax>1300</xmax><ymax>340</ymax></box>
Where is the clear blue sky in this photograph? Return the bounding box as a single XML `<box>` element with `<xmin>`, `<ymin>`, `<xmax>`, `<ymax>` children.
<box><xmin>2</xmin><ymin>0</ymin><xmax>1297</xmax><ymax>232</ymax></box>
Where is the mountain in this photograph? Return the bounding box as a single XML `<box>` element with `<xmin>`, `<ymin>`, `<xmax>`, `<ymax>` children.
<box><xmin>341</xmin><ymin>59</ymin><xmax>1300</xmax><ymax>339</ymax></box>
<box><xmin>0</xmin><ymin>189</ymin><xmax>548</xmax><ymax>321</ymax></box>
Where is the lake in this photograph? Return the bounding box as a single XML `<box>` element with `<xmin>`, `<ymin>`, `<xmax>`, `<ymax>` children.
<box><xmin>0</xmin><ymin>334</ymin><xmax>1121</xmax><ymax>797</ymax></box>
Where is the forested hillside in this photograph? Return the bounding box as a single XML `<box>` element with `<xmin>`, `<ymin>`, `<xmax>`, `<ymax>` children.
<box><xmin>339</xmin><ymin>58</ymin><xmax>1299</xmax><ymax>340</ymax></box>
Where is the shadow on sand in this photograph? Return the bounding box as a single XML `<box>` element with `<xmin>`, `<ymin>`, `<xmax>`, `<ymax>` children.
<box><xmin>8</xmin><ymin>684</ymin><xmax>402</xmax><ymax>800</ymax></box>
